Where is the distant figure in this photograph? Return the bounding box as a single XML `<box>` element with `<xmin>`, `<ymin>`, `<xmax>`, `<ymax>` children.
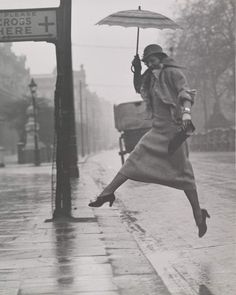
<box><xmin>89</xmin><ymin>44</ymin><xmax>210</xmax><ymax>238</ymax></box>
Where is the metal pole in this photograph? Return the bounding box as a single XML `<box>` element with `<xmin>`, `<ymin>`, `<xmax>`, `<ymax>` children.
<box><xmin>84</xmin><ymin>93</ymin><xmax>90</xmax><ymax>155</ymax></box>
<box><xmin>79</xmin><ymin>80</ymin><xmax>85</xmax><ymax>157</ymax></box>
<box><xmin>92</xmin><ymin>105</ymin><xmax>96</xmax><ymax>153</ymax></box>
<box><xmin>93</xmin><ymin>105</ymin><xmax>97</xmax><ymax>152</ymax></box>
<box><xmin>53</xmin><ymin>0</ymin><xmax>78</xmax><ymax>218</ymax></box>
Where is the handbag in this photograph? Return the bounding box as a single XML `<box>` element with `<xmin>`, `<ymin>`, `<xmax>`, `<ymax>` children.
<box><xmin>168</xmin><ymin>120</ymin><xmax>195</xmax><ymax>155</ymax></box>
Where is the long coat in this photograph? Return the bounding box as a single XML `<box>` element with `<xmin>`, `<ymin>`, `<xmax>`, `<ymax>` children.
<box><xmin>119</xmin><ymin>58</ymin><xmax>197</xmax><ymax>191</ymax></box>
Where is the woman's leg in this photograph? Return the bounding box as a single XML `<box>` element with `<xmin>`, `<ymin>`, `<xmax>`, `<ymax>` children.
<box><xmin>99</xmin><ymin>172</ymin><xmax>128</xmax><ymax>196</ymax></box>
<box><xmin>184</xmin><ymin>189</ymin><xmax>203</xmax><ymax>225</ymax></box>
<box><xmin>88</xmin><ymin>172</ymin><xmax>128</xmax><ymax>207</ymax></box>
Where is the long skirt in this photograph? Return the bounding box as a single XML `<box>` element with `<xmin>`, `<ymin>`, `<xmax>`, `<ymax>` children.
<box><xmin>119</xmin><ymin>115</ymin><xmax>196</xmax><ymax>191</ymax></box>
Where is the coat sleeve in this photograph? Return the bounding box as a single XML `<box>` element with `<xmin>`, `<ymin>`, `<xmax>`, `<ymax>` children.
<box><xmin>170</xmin><ymin>68</ymin><xmax>196</xmax><ymax>105</ymax></box>
<box><xmin>139</xmin><ymin>72</ymin><xmax>153</xmax><ymax>119</ymax></box>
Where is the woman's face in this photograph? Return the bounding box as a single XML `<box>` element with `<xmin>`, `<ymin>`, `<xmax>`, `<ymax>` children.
<box><xmin>145</xmin><ymin>55</ymin><xmax>161</xmax><ymax>69</ymax></box>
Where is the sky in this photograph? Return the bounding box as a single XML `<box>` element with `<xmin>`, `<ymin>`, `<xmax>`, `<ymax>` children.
<box><xmin>0</xmin><ymin>0</ymin><xmax>180</xmax><ymax>103</ymax></box>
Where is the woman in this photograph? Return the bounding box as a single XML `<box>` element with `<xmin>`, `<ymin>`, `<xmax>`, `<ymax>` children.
<box><xmin>89</xmin><ymin>44</ymin><xmax>210</xmax><ymax>238</ymax></box>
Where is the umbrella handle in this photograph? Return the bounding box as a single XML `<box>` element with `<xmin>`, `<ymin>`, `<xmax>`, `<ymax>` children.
<box><xmin>136</xmin><ymin>27</ymin><xmax>140</xmax><ymax>55</ymax></box>
<box><xmin>136</xmin><ymin>6</ymin><xmax>141</xmax><ymax>55</ymax></box>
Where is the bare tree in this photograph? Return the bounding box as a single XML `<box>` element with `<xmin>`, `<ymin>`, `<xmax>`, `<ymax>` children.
<box><xmin>166</xmin><ymin>0</ymin><xmax>235</xmax><ymax>130</ymax></box>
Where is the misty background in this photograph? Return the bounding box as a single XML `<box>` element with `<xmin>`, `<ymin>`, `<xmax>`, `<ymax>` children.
<box><xmin>0</xmin><ymin>0</ymin><xmax>234</xmax><ymax>160</ymax></box>
<box><xmin>0</xmin><ymin>0</ymin><xmax>179</xmax><ymax>102</ymax></box>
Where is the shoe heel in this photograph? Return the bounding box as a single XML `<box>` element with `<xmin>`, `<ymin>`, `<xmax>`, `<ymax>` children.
<box><xmin>109</xmin><ymin>199</ymin><xmax>114</xmax><ymax>207</ymax></box>
<box><xmin>203</xmin><ymin>209</ymin><xmax>210</xmax><ymax>218</ymax></box>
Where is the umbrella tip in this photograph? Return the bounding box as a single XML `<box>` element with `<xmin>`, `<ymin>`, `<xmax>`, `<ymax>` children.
<box><xmin>138</xmin><ymin>5</ymin><xmax>141</xmax><ymax>10</ymax></box>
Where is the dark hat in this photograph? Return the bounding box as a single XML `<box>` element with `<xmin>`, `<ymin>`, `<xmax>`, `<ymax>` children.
<box><xmin>142</xmin><ymin>44</ymin><xmax>168</xmax><ymax>62</ymax></box>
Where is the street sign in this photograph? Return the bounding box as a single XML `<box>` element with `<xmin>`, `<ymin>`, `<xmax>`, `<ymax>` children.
<box><xmin>0</xmin><ymin>8</ymin><xmax>57</xmax><ymax>42</ymax></box>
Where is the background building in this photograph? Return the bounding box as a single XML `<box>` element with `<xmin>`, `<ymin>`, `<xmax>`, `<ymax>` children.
<box><xmin>0</xmin><ymin>43</ymin><xmax>30</xmax><ymax>154</ymax></box>
<box><xmin>32</xmin><ymin>64</ymin><xmax>118</xmax><ymax>157</ymax></box>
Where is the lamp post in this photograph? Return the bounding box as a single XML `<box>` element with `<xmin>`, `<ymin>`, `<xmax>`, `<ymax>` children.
<box><xmin>28</xmin><ymin>78</ymin><xmax>40</xmax><ymax>166</ymax></box>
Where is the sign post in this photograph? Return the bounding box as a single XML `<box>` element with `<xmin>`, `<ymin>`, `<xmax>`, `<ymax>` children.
<box><xmin>0</xmin><ymin>0</ymin><xmax>79</xmax><ymax>219</ymax></box>
<box><xmin>53</xmin><ymin>0</ymin><xmax>79</xmax><ymax>218</ymax></box>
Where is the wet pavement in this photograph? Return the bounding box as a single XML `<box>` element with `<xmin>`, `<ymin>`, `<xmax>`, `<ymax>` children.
<box><xmin>87</xmin><ymin>151</ymin><xmax>236</xmax><ymax>295</ymax></box>
<box><xmin>0</xmin><ymin>151</ymin><xmax>235</xmax><ymax>295</ymax></box>
<box><xmin>0</xmin><ymin>163</ymin><xmax>167</xmax><ymax>295</ymax></box>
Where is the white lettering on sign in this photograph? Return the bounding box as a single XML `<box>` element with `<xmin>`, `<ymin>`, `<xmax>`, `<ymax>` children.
<box><xmin>0</xmin><ymin>9</ymin><xmax>57</xmax><ymax>42</ymax></box>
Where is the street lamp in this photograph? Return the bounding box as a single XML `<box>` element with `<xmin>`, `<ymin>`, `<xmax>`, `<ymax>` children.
<box><xmin>28</xmin><ymin>78</ymin><xmax>40</xmax><ymax>166</ymax></box>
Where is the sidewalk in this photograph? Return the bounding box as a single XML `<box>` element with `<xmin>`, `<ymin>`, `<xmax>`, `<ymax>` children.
<box><xmin>0</xmin><ymin>162</ymin><xmax>169</xmax><ymax>295</ymax></box>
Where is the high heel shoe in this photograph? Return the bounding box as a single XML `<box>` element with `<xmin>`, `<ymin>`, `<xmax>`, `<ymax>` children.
<box><xmin>88</xmin><ymin>193</ymin><xmax>115</xmax><ymax>208</ymax></box>
<box><xmin>198</xmin><ymin>209</ymin><xmax>210</xmax><ymax>238</ymax></box>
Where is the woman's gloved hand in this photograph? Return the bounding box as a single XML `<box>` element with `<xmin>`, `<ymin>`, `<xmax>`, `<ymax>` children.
<box><xmin>131</xmin><ymin>54</ymin><xmax>142</xmax><ymax>73</ymax></box>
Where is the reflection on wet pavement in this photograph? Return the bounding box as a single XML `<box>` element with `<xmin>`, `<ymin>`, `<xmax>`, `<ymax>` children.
<box><xmin>53</xmin><ymin>222</ymin><xmax>75</xmax><ymax>291</ymax></box>
<box><xmin>0</xmin><ymin>165</ymin><xmax>118</xmax><ymax>294</ymax></box>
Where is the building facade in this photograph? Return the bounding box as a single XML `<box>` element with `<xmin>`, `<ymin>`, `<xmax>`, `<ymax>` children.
<box><xmin>33</xmin><ymin>64</ymin><xmax>117</xmax><ymax>157</ymax></box>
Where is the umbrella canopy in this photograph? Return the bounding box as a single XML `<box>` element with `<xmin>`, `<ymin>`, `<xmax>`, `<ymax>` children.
<box><xmin>96</xmin><ymin>7</ymin><xmax>180</xmax><ymax>54</ymax></box>
<box><xmin>96</xmin><ymin>9</ymin><xmax>180</xmax><ymax>30</ymax></box>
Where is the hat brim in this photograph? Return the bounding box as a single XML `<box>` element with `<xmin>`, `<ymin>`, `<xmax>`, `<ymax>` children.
<box><xmin>142</xmin><ymin>52</ymin><xmax>168</xmax><ymax>62</ymax></box>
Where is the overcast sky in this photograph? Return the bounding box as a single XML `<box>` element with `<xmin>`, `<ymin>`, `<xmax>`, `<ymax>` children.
<box><xmin>0</xmin><ymin>0</ymin><xmax>180</xmax><ymax>103</ymax></box>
